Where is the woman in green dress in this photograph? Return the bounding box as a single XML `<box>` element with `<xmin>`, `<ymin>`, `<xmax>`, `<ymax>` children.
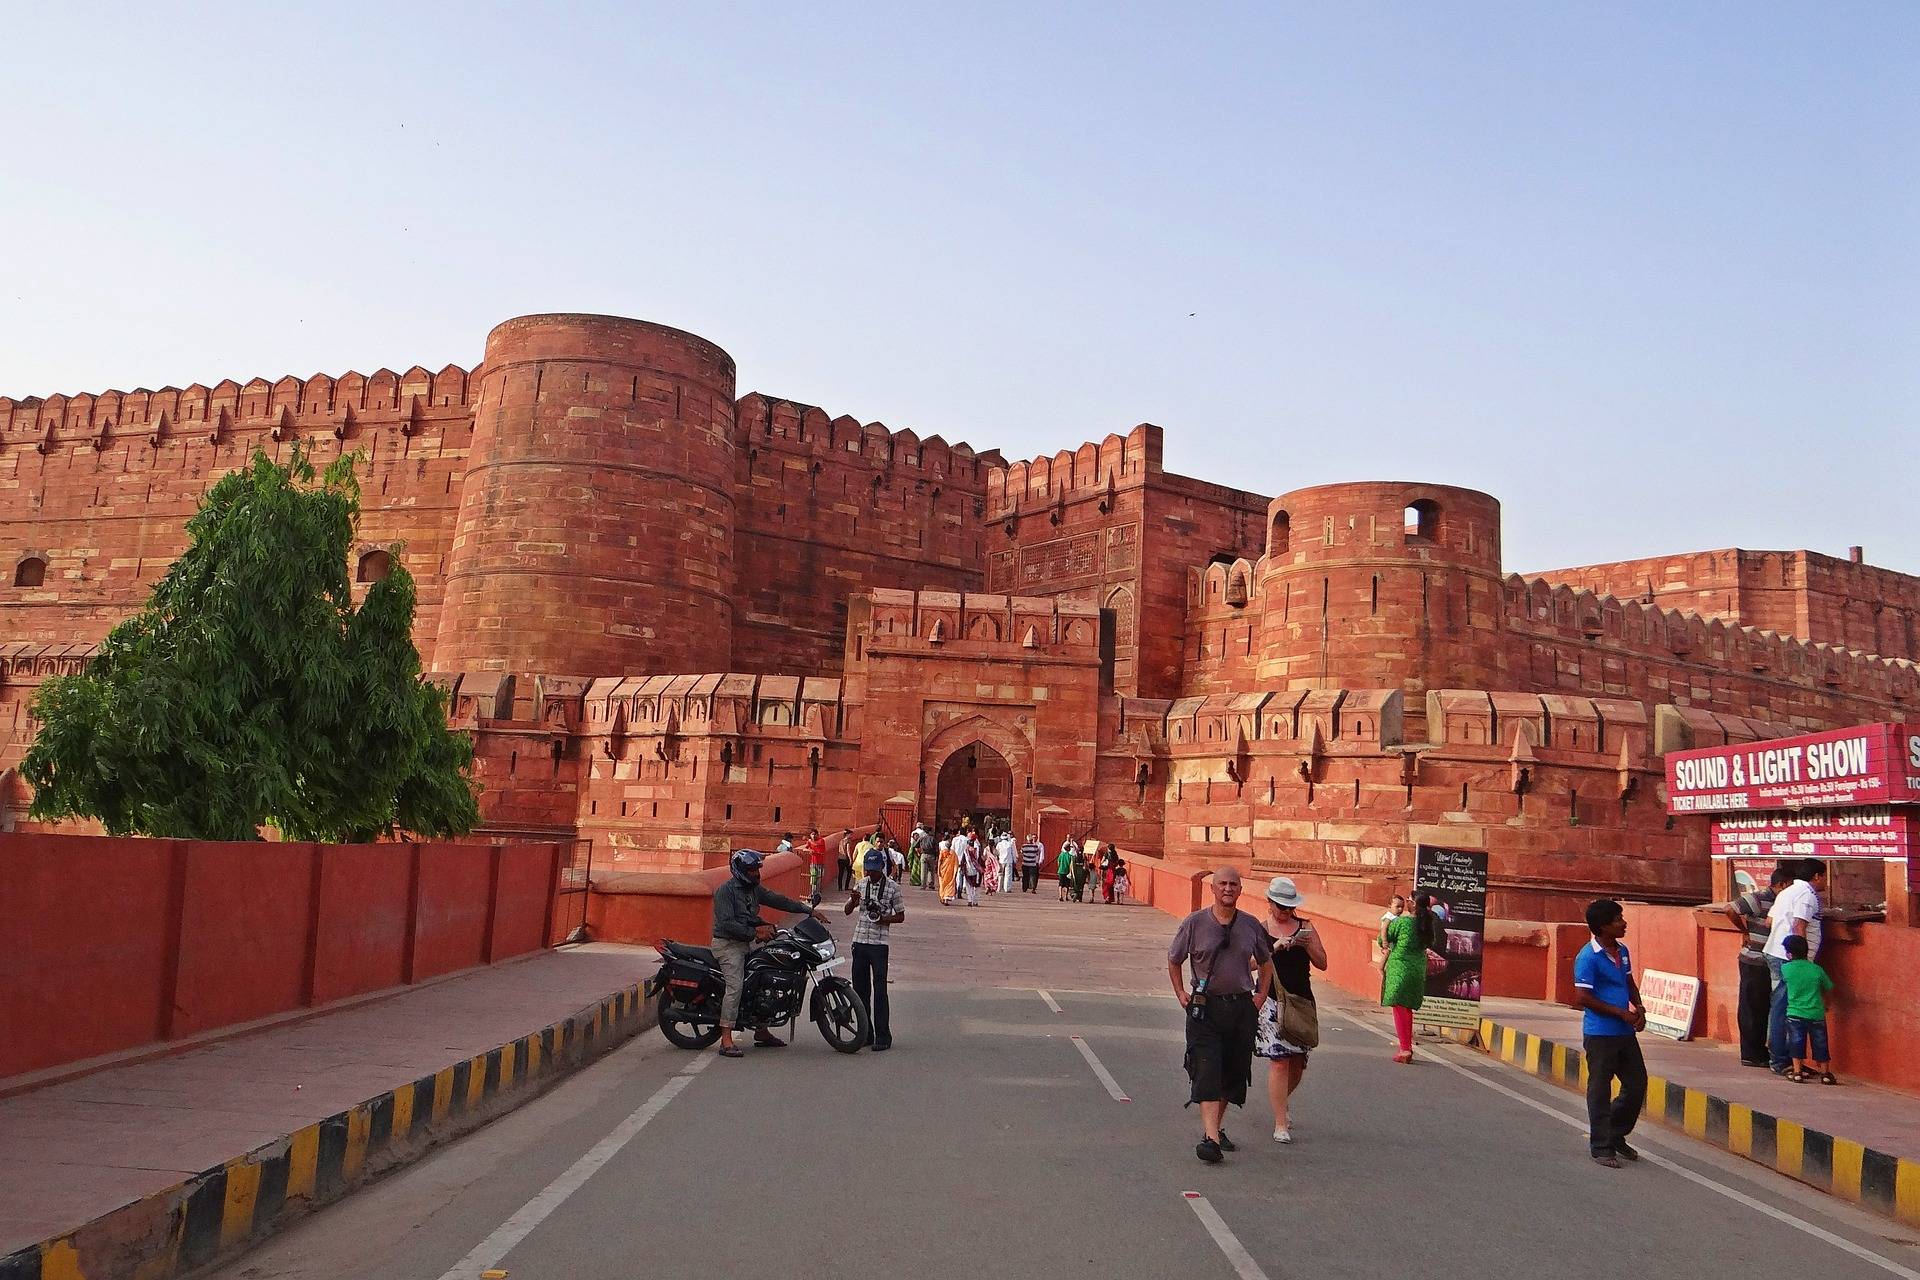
<box><xmin>1380</xmin><ymin>891</ymin><xmax>1439</xmax><ymax>1064</ymax></box>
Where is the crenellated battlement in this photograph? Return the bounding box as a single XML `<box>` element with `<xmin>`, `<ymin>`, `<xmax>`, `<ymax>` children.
<box><xmin>857</xmin><ymin>587</ymin><xmax>1102</xmax><ymax>656</ymax></box>
<box><xmin>984</xmin><ymin>422</ymin><xmax>1160</xmax><ymax>516</ymax></box>
<box><xmin>0</xmin><ymin>364</ymin><xmax>477</xmax><ymax>454</ymax></box>
<box><xmin>735</xmin><ymin>393</ymin><xmax>1002</xmax><ymax>481</ymax></box>
<box><xmin>1499</xmin><ymin>571</ymin><xmax>1920</xmax><ymax>709</ymax></box>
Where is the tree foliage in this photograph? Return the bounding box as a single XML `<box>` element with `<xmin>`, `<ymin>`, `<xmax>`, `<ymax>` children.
<box><xmin>22</xmin><ymin>444</ymin><xmax>482</xmax><ymax>842</ymax></box>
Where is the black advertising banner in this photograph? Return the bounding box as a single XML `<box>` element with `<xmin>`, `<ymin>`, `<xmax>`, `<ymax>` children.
<box><xmin>1412</xmin><ymin>846</ymin><xmax>1488</xmax><ymax>1030</ymax></box>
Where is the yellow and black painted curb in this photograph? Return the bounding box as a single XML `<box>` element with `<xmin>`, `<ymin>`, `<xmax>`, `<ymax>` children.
<box><xmin>1453</xmin><ymin>1016</ymin><xmax>1920</xmax><ymax>1226</ymax></box>
<box><xmin>0</xmin><ymin>980</ymin><xmax>659</xmax><ymax>1280</ymax></box>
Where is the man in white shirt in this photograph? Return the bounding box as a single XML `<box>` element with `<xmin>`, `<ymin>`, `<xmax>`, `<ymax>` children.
<box><xmin>1763</xmin><ymin>858</ymin><xmax>1827</xmax><ymax>1075</ymax></box>
<box><xmin>995</xmin><ymin>831</ymin><xmax>1018</xmax><ymax>894</ymax></box>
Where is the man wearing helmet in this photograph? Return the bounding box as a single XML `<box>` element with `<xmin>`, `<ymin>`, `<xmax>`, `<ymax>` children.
<box><xmin>712</xmin><ymin>848</ymin><xmax>829</xmax><ymax>1058</ymax></box>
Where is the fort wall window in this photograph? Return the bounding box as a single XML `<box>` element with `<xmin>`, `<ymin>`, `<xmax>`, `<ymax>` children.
<box><xmin>13</xmin><ymin>556</ymin><xmax>45</xmax><ymax>588</ymax></box>
<box><xmin>1405</xmin><ymin>500</ymin><xmax>1438</xmax><ymax>542</ymax></box>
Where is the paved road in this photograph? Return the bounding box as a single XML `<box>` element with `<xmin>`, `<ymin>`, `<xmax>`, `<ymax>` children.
<box><xmin>209</xmin><ymin>889</ymin><xmax>1920</xmax><ymax>1280</ymax></box>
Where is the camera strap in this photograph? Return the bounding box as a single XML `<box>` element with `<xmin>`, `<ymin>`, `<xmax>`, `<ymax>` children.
<box><xmin>1191</xmin><ymin>908</ymin><xmax>1240</xmax><ymax>989</ymax></box>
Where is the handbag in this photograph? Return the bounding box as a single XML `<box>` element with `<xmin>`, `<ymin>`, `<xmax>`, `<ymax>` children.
<box><xmin>1278</xmin><ymin>991</ymin><xmax>1320</xmax><ymax>1049</ymax></box>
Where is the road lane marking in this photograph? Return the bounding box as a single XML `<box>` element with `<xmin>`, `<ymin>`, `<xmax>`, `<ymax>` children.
<box><xmin>1183</xmin><ymin>1192</ymin><xmax>1274</xmax><ymax>1280</ymax></box>
<box><xmin>432</xmin><ymin>1052</ymin><xmax>715</xmax><ymax>1280</ymax></box>
<box><xmin>1336</xmin><ymin>1011</ymin><xmax>1920</xmax><ymax>1280</ymax></box>
<box><xmin>1036</xmin><ymin>988</ymin><xmax>1063</xmax><ymax>1013</ymax></box>
<box><xmin>1070</xmin><ymin>1035</ymin><xmax>1131</xmax><ymax>1101</ymax></box>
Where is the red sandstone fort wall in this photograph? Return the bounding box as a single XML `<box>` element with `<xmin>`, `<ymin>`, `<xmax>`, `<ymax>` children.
<box><xmin>983</xmin><ymin>425</ymin><xmax>1267</xmax><ymax>699</ymax></box>
<box><xmin>0</xmin><ymin>368</ymin><xmax>476</xmax><ymax>657</ymax></box>
<box><xmin>1533</xmin><ymin>549</ymin><xmax>1920</xmax><ymax>663</ymax></box>
<box><xmin>730</xmin><ymin>394</ymin><xmax>999</xmax><ymax>675</ymax></box>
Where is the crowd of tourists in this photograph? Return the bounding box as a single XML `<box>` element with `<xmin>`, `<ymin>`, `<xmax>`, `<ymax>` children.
<box><xmin>776</xmin><ymin>821</ymin><xmax>1131</xmax><ymax>906</ymax></box>
<box><xmin>735</xmin><ymin>826</ymin><xmax>1848</xmax><ymax>1174</ymax></box>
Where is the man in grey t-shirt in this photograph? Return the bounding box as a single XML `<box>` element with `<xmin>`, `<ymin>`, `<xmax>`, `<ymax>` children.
<box><xmin>1168</xmin><ymin>866</ymin><xmax>1275</xmax><ymax>1164</ymax></box>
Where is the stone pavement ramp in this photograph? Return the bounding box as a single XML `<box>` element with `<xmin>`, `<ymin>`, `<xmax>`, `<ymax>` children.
<box><xmin>0</xmin><ymin>945</ymin><xmax>658</xmax><ymax>1280</ymax></box>
<box><xmin>883</xmin><ymin>881</ymin><xmax>1174</xmax><ymax>995</ymax></box>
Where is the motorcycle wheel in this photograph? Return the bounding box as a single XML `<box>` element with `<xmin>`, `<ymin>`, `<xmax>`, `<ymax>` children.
<box><xmin>814</xmin><ymin>977</ymin><xmax>871</xmax><ymax>1054</ymax></box>
<box><xmin>657</xmin><ymin>991</ymin><xmax>722</xmax><ymax>1050</ymax></box>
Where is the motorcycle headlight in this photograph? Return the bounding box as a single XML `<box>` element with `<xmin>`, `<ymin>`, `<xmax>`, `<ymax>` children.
<box><xmin>815</xmin><ymin>938</ymin><xmax>836</xmax><ymax>961</ymax></box>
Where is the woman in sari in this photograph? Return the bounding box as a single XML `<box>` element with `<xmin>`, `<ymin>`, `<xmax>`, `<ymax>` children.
<box><xmin>937</xmin><ymin>832</ymin><xmax>959</xmax><ymax>905</ymax></box>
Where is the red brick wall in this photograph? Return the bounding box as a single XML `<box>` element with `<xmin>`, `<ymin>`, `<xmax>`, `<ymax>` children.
<box><xmin>984</xmin><ymin>425</ymin><xmax>1266</xmax><ymax>699</ymax></box>
<box><xmin>844</xmin><ymin>589</ymin><xmax>1104</xmax><ymax>839</ymax></box>
<box><xmin>434</xmin><ymin>314</ymin><xmax>737</xmax><ymax>677</ymax></box>
<box><xmin>729</xmin><ymin>394</ymin><xmax>997</xmax><ymax>675</ymax></box>
<box><xmin>1532</xmin><ymin>549</ymin><xmax>1920</xmax><ymax>663</ymax></box>
<box><xmin>0</xmin><ymin>368</ymin><xmax>476</xmax><ymax>658</ymax></box>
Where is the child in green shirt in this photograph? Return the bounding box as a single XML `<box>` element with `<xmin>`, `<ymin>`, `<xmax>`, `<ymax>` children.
<box><xmin>1781</xmin><ymin>935</ymin><xmax>1836</xmax><ymax>1085</ymax></box>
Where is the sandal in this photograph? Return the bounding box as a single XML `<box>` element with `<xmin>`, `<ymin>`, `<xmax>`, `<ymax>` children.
<box><xmin>1820</xmin><ymin>1071</ymin><xmax>1840</xmax><ymax>1086</ymax></box>
<box><xmin>717</xmin><ymin>1045</ymin><xmax>744</xmax><ymax>1058</ymax></box>
<box><xmin>1784</xmin><ymin>1068</ymin><xmax>1809</xmax><ymax>1083</ymax></box>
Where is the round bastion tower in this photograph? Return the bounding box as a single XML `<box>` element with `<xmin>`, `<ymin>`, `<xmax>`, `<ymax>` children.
<box><xmin>1256</xmin><ymin>482</ymin><xmax>1505</xmax><ymax>731</ymax></box>
<box><xmin>433</xmin><ymin>314</ymin><xmax>737</xmax><ymax>676</ymax></box>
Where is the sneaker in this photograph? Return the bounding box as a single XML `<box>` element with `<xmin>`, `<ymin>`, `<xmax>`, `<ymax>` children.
<box><xmin>1195</xmin><ymin>1138</ymin><xmax>1224</xmax><ymax>1164</ymax></box>
<box><xmin>872</xmin><ymin>1039</ymin><xmax>893</xmax><ymax>1053</ymax></box>
<box><xmin>1592</xmin><ymin>1152</ymin><xmax>1622</xmax><ymax>1169</ymax></box>
<box><xmin>1273</xmin><ymin>1128</ymin><xmax>1293</xmax><ymax>1144</ymax></box>
<box><xmin>1612</xmin><ymin>1140</ymin><xmax>1640</xmax><ymax>1162</ymax></box>
<box><xmin>1217</xmin><ymin>1130</ymin><xmax>1237</xmax><ymax>1152</ymax></box>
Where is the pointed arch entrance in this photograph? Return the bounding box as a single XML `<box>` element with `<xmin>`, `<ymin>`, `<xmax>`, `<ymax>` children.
<box><xmin>935</xmin><ymin>740</ymin><xmax>1013</xmax><ymax>834</ymax></box>
<box><xmin>920</xmin><ymin>713</ymin><xmax>1034</xmax><ymax>837</ymax></box>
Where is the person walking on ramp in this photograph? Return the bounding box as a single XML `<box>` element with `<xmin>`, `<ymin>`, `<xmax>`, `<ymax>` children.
<box><xmin>1168</xmin><ymin>867</ymin><xmax>1276</xmax><ymax>1165</ymax></box>
<box><xmin>1573</xmin><ymin>898</ymin><xmax>1647</xmax><ymax>1167</ymax></box>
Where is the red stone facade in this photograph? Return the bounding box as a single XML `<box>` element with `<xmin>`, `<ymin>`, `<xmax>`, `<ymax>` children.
<box><xmin>5</xmin><ymin>311</ymin><xmax>1918</xmax><ymax>919</ymax></box>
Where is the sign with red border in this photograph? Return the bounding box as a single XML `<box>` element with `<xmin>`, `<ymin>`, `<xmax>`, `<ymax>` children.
<box><xmin>1666</xmin><ymin>723</ymin><xmax>1920</xmax><ymax>814</ymax></box>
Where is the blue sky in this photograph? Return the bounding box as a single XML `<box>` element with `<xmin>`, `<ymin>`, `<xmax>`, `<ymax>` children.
<box><xmin>3</xmin><ymin>2</ymin><xmax>1913</xmax><ymax>572</ymax></box>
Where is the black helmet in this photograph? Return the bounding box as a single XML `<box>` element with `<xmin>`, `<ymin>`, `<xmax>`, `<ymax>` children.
<box><xmin>730</xmin><ymin>848</ymin><xmax>766</xmax><ymax>883</ymax></box>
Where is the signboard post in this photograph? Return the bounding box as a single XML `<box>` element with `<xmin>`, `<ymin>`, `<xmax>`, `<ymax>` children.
<box><xmin>1639</xmin><ymin>969</ymin><xmax>1702</xmax><ymax>1040</ymax></box>
<box><xmin>1411</xmin><ymin>846</ymin><xmax>1488</xmax><ymax>1032</ymax></box>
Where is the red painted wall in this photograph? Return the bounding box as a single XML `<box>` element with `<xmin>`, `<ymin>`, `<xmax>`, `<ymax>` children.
<box><xmin>587</xmin><ymin>852</ymin><xmax>810</xmax><ymax>947</ymax></box>
<box><xmin>0</xmin><ymin>834</ymin><xmax>561</xmax><ymax>1081</ymax></box>
<box><xmin>0</xmin><ymin>836</ymin><xmax>177</xmax><ymax>1073</ymax></box>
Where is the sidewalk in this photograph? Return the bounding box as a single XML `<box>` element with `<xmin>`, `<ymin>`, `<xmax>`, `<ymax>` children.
<box><xmin>1463</xmin><ymin>995</ymin><xmax>1920</xmax><ymax>1222</ymax></box>
<box><xmin>0</xmin><ymin>944</ymin><xmax>658</xmax><ymax>1279</ymax></box>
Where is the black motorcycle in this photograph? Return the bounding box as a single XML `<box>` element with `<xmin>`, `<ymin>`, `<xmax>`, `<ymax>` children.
<box><xmin>651</xmin><ymin>914</ymin><xmax>870</xmax><ymax>1053</ymax></box>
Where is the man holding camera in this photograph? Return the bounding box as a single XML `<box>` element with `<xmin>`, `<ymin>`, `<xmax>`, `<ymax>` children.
<box><xmin>1168</xmin><ymin>866</ymin><xmax>1275</xmax><ymax>1164</ymax></box>
<box><xmin>843</xmin><ymin>847</ymin><xmax>906</xmax><ymax>1051</ymax></box>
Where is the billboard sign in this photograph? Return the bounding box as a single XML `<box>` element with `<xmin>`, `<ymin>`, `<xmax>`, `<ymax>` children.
<box><xmin>1411</xmin><ymin>846</ymin><xmax>1488</xmax><ymax>1032</ymax></box>
<box><xmin>1709</xmin><ymin>806</ymin><xmax>1917</xmax><ymax>862</ymax></box>
<box><xmin>1665</xmin><ymin>723</ymin><xmax>1920</xmax><ymax>814</ymax></box>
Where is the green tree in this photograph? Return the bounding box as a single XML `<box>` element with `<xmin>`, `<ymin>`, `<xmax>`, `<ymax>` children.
<box><xmin>22</xmin><ymin>444</ymin><xmax>481</xmax><ymax>842</ymax></box>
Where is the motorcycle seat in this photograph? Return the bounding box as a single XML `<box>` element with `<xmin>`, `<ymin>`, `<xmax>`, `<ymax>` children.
<box><xmin>664</xmin><ymin>940</ymin><xmax>717</xmax><ymax>966</ymax></box>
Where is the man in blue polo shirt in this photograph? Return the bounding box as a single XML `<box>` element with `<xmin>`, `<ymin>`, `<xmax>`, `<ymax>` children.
<box><xmin>1572</xmin><ymin>898</ymin><xmax>1647</xmax><ymax>1169</ymax></box>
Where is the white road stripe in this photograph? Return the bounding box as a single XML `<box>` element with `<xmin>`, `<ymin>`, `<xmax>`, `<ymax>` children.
<box><xmin>433</xmin><ymin>1052</ymin><xmax>715</xmax><ymax>1280</ymax></box>
<box><xmin>1183</xmin><ymin>1192</ymin><xmax>1274</xmax><ymax>1280</ymax></box>
<box><xmin>1337</xmin><ymin>1012</ymin><xmax>1920</xmax><ymax>1280</ymax></box>
<box><xmin>1036</xmin><ymin>988</ymin><xmax>1063</xmax><ymax>1013</ymax></box>
<box><xmin>1070</xmin><ymin>1035</ymin><xmax>1131</xmax><ymax>1102</ymax></box>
